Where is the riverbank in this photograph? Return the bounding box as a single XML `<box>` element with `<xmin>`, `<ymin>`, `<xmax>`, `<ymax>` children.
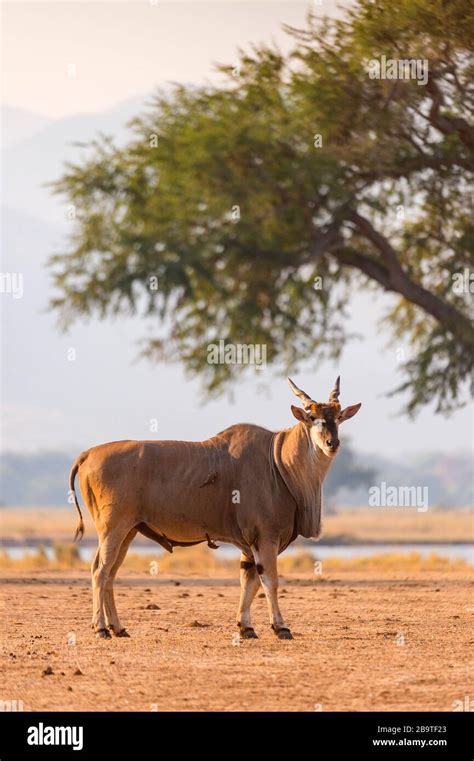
<box><xmin>2</xmin><ymin>506</ymin><xmax>472</xmax><ymax>544</ymax></box>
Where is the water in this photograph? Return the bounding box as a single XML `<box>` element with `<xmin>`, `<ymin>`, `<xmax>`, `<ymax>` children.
<box><xmin>304</xmin><ymin>543</ymin><xmax>474</xmax><ymax>564</ymax></box>
<box><xmin>4</xmin><ymin>542</ymin><xmax>473</xmax><ymax>564</ymax></box>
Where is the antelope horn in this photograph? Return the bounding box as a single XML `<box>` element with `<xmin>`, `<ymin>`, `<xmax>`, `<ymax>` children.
<box><xmin>288</xmin><ymin>378</ymin><xmax>313</xmax><ymax>409</ymax></box>
<box><xmin>329</xmin><ymin>376</ymin><xmax>341</xmax><ymax>403</ymax></box>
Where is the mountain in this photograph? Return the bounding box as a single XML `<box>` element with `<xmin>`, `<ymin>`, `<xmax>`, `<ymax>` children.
<box><xmin>1</xmin><ymin>95</ymin><xmax>149</xmax><ymax>225</ymax></box>
<box><xmin>0</xmin><ymin>204</ymin><xmax>168</xmax><ymax>454</ymax></box>
<box><xmin>0</xmin><ymin>451</ymin><xmax>73</xmax><ymax>506</ymax></box>
<box><xmin>1</xmin><ymin>105</ymin><xmax>53</xmax><ymax>149</ymax></box>
<box><xmin>332</xmin><ymin>451</ymin><xmax>474</xmax><ymax>509</ymax></box>
<box><xmin>370</xmin><ymin>452</ymin><xmax>474</xmax><ymax>509</ymax></box>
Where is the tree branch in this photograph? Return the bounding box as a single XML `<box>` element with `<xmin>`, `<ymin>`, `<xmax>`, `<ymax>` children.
<box><xmin>331</xmin><ymin>246</ymin><xmax>394</xmax><ymax>291</ymax></box>
<box><xmin>426</xmin><ymin>77</ymin><xmax>474</xmax><ymax>149</ymax></box>
<box><xmin>357</xmin><ymin>153</ymin><xmax>474</xmax><ymax>180</ymax></box>
<box><xmin>339</xmin><ymin>211</ymin><xmax>473</xmax><ymax>347</ymax></box>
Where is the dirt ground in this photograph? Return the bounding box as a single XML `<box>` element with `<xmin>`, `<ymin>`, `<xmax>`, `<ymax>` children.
<box><xmin>1</xmin><ymin>569</ymin><xmax>472</xmax><ymax>711</ymax></box>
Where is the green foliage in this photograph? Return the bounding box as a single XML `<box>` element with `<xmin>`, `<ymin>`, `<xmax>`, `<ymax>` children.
<box><xmin>49</xmin><ymin>0</ymin><xmax>473</xmax><ymax>412</ymax></box>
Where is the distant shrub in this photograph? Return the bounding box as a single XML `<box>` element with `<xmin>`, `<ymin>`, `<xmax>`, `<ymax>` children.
<box><xmin>323</xmin><ymin>552</ymin><xmax>470</xmax><ymax>572</ymax></box>
<box><xmin>35</xmin><ymin>545</ymin><xmax>49</xmax><ymax>567</ymax></box>
<box><xmin>53</xmin><ymin>542</ymin><xmax>81</xmax><ymax>566</ymax></box>
<box><xmin>279</xmin><ymin>551</ymin><xmax>315</xmax><ymax>573</ymax></box>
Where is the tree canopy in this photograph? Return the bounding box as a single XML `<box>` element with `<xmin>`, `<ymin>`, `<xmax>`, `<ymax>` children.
<box><xmin>50</xmin><ymin>0</ymin><xmax>473</xmax><ymax>414</ymax></box>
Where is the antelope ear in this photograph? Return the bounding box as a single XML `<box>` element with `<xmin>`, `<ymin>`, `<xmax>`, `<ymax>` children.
<box><xmin>291</xmin><ymin>405</ymin><xmax>311</xmax><ymax>425</ymax></box>
<box><xmin>339</xmin><ymin>403</ymin><xmax>362</xmax><ymax>423</ymax></box>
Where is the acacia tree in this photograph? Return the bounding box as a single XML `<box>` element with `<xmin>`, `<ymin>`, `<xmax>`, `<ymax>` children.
<box><xmin>50</xmin><ymin>0</ymin><xmax>473</xmax><ymax>413</ymax></box>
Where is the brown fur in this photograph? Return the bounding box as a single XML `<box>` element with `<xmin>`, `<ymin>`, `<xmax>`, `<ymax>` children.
<box><xmin>69</xmin><ymin>378</ymin><xmax>360</xmax><ymax>637</ymax></box>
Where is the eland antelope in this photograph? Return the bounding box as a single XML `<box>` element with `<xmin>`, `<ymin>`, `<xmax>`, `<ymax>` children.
<box><xmin>70</xmin><ymin>377</ymin><xmax>361</xmax><ymax>640</ymax></box>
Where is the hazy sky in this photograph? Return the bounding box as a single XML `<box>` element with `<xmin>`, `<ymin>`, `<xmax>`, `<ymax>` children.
<box><xmin>1</xmin><ymin>1</ymin><xmax>472</xmax><ymax>458</ymax></box>
<box><xmin>2</xmin><ymin>0</ymin><xmax>320</xmax><ymax>118</ymax></box>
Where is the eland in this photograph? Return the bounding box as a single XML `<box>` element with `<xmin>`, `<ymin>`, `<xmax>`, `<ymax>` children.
<box><xmin>70</xmin><ymin>377</ymin><xmax>361</xmax><ymax>640</ymax></box>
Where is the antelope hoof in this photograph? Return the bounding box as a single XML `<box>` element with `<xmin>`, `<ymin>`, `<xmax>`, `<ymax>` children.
<box><xmin>114</xmin><ymin>628</ymin><xmax>130</xmax><ymax>638</ymax></box>
<box><xmin>96</xmin><ymin>628</ymin><xmax>112</xmax><ymax>640</ymax></box>
<box><xmin>272</xmin><ymin>626</ymin><xmax>293</xmax><ymax>641</ymax></box>
<box><xmin>239</xmin><ymin>626</ymin><xmax>258</xmax><ymax>640</ymax></box>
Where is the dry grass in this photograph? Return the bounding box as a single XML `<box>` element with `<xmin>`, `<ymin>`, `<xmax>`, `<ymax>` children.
<box><xmin>0</xmin><ymin>542</ymin><xmax>470</xmax><ymax>574</ymax></box>
<box><xmin>320</xmin><ymin>552</ymin><xmax>470</xmax><ymax>572</ymax></box>
<box><xmin>322</xmin><ymin>507</ymin><xmax>473</xmax><ymax>543</ymax></box>
<box><xmin>0</xmin><ymin>542</ymin><xmax>82</xmax><ymax>571</ymax></box>
<box><xmin>1</xmin><ymin>505</ymin><xmax>472</xmax><ymax>575</ymax></box>
<box><xmin>2</xmin><ymin>506</ymin><xmax>472</xmax><ymax>543</ymax></box>
<box><xmin>0</xmin><ymin>506</ymin><xmax>88</xmax><ymax>539</ymax></box>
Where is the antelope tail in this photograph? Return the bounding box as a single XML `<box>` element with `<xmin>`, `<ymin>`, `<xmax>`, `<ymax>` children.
<box><xmin>69</xmin><ymin>459</ymin><xmax>84</xmax><ymax>542</ymax></box>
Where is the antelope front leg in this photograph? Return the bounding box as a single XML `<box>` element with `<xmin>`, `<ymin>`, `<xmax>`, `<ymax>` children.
<box><xmin>236</xmin><ymin>552</ymin><xmax>260</xmax><ymax>639</ymax></box>
<box><xmin>252</xmin><ymin>541</ymin><xmax>293</xmax><ymax>640</ymax></box>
